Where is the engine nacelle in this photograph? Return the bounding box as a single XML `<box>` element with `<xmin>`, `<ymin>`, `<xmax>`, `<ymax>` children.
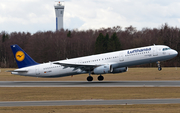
<box><xmin>110</xmin><ymin>67</ymin><xmax>128</xmax><ymax>73</ymax></box>
<box><xmin>92</xmin><ymin>65</ymin><xmax>113</xmax><ymax>74</ymax></box>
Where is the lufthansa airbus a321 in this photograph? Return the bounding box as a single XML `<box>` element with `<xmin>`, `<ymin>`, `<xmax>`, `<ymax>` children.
<box><xmin>9</xmin><ymin>44</ymin><xmax>178</xmax><ymax>81</ymax></box>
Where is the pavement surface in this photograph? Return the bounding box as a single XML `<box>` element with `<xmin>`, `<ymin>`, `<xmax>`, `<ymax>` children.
<box><xmin>1</xmin><ymin>81</ymin><xmax>180</xmax><ymax>107</ymax></box>
<box><xmin>1</xmin><ymin>99</ymin><xmax>180</xmax><ymax>107</ymax></box>
<box><xmin>0</xmin><ymin>81</ymin><xmax>180</xmax><ymax>87</ymax></box>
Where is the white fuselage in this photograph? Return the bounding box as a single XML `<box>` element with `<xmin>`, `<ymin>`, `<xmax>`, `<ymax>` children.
<box><xmin>12</xmin><ymin>45</ymin><xmax>178</xmax><ymax>77</ymax></box>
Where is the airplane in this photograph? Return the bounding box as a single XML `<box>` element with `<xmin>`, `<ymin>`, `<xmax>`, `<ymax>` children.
<box><xmin>9</xmin><ymin>44</ymin><xmax>178</xmax><ymax>81</ymax></box>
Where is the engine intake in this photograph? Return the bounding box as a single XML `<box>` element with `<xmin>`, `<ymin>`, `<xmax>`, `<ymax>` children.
<box><xmin>92</xmin><ymin>65</ymin><xmax>112</xmax><ymax>74</ymax></box>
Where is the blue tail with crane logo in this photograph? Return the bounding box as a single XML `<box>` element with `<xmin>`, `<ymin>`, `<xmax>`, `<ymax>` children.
<box><xmin>11</xmin><ymin>44</ymin><xmax>38</xmax><ymax>68</ymax></box>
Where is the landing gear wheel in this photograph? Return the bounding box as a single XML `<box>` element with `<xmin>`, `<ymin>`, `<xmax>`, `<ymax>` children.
<box><xmin>98</xmin><ymin>75</ymin><xmax>104</xmax><ymax>81</ymax></box>
<box><xmin>87</xmin><ymin>76</ymin><xmax>93</xmax><ymax>82</ymax></box>
<box><xmin>157</xmin><ymin>61</ymin><xmax>162</xmax><ymax>71</ymax></box>
<box><xmin>158</xmin><ymin>67</ymin><xmax>162</xmax><ymax>71</ymax></box>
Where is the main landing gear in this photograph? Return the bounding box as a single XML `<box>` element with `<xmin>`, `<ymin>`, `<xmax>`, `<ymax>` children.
<box><xmin>157</xmin><ymin>61</ymin><xmax>162</xmax><ymax>71</ymax></box>
<box><xmin>87</xmin><ymin>73</ymin><xmax>104</xmax><ymax>82</ymax></box>
<box><xmin>98</xmin><ymin>75</ymin><xmax>104</xmax><ymax>81</ymax></box>
<box><xmin>87</xmin><ymin>76</ymin><xmax>93</xmax><ymax>81</ymax></box>
<box><xmin>87</xmin><ymin>72</ymin><xmax>93</xmax><ymax>81</ymax></box>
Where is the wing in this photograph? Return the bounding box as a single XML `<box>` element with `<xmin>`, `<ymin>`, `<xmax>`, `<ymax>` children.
<box><xmin>53</xmin><ymin>62</ymin><xmax>100</xmax><ymax>71</ymax></box>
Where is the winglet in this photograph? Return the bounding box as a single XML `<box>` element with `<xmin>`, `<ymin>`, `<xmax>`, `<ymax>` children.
<box><xmin>11</xmin><ymin>44</ymin><xmax>38</xmax><ymax>68</ymax></box>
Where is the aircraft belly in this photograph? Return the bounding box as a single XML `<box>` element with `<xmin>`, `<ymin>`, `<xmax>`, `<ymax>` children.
<box><xmin>118</xmin><ymin>56</ymin><xmax>164</xmax><ymax>67</ymax></box>
<box><xmin>158</xmin><ymin>54</ymin><xmax>177</xmax><ymax>61</ymax></box>
<box><xmin>40</xmin><ymin>68</ymin><xmax>78</xmax><ymax>78</ymax></box>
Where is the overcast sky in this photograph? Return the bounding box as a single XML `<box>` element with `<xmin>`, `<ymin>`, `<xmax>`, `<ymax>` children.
<box><xmin>1</xmin><ymin>0</ymin><xmax>180</xmax><ymax>33</ymax></box>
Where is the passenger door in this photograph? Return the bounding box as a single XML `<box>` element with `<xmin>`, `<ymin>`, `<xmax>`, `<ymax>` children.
<box><xmin>119</xmin><ymin>52</ymin><xmax>124</xmax><ymax>62</ymax></box>
<box><xmin>35</xmin><ymin>66</ymin><xmax>40</xmax><ymax>75</ymax></box>
<box><xmin>153</xmin><ymin>47</ymin><xmax>158</xmax><ymax>56</ymax></box>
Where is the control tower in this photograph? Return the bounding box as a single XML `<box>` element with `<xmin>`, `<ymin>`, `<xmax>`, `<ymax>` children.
<box><xmin>54</xmin><ymin>1</ymin><xmax>65</xmax><ymax>30</ymax></box>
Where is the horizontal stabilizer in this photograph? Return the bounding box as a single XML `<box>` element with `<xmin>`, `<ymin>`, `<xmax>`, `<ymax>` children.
<box><xmin>6</xmin><ymin>70</ymin><xmax>28</xmax><ymax>73</ymax></box>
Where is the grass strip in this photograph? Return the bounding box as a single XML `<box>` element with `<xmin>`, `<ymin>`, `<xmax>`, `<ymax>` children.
<box><xmin>1</xmin><ymin>104</ymin><xmax>180</xmax><ymax>113</ymax></box>
<box><xmin>1</xmin><ymin>68</ymin><xmax>180</xmax><ymax>81</ymax></box>
<box><xmin>1</xmin><ymin>87</ymin><xmax>180</xmax><ymax>101</ymax></box>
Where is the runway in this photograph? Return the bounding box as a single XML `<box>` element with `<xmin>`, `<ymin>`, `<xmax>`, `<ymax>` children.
<box><xmin>1</xmin><ymin>99</ymin><xmax>180</xmax><ymax>107</ymax></box>
<box><xmin>1</xmin><ymin>81</ymin><xmax>180</xmax><ymax>107</ymax></box>
<box><xmin>0</xmin><ymin>81</ymin><xmax>180</xmax><ymax>87</ymax></box>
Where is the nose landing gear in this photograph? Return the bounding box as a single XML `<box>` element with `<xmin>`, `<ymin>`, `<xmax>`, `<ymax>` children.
<box><xmin>157</xmin><ymin>61</ymin><xmax>162</xmax><ymax>71</ymax></box>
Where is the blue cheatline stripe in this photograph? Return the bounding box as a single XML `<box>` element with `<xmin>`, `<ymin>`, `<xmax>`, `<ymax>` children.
<box><xmin>56</xmin><ymin>17</ymin><xmax>58</xmax><ymax>30</ymax></box>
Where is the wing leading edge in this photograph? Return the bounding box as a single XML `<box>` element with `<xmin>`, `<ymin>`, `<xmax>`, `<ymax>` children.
<box><xmin>53</xmin><ymin>62</ymin><xmax>100</xmax><ymax>71</ymax></box>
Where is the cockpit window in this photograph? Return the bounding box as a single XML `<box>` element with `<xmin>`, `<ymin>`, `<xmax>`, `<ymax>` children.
<box><xmin>163</xmin><ymin>48</ymin><xmax>171</xmax><ymax>51</ymax></box>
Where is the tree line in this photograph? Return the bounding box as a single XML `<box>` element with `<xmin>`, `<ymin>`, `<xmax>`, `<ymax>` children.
<box><xmin>0</xmin><ymin>23</ymin><xmax>180</xmax><ymax>68</ymax></box>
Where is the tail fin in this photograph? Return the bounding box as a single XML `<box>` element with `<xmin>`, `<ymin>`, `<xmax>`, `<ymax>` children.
<box><xmin>11</xmin><ymin>44</ymin><xmax>38</xmax><ymax>68</ymax></box>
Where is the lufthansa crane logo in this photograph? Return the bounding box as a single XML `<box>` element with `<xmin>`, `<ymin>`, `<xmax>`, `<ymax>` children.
<box><xmin>15</xmin><ymin>51</ymin><xmax>25</xmax><ymax>62</ymax></box>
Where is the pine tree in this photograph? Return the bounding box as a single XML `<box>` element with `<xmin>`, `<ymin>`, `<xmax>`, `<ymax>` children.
<box><xmin>2</xmin><ymin>34</ymin><xmax>6</xmax><ymax>42</ymax></box>
<box><xmin>108</xmin><ymin>33</ymin><xmax>121</xmax><ymax>52</ymax></box>
<box><xmin>2</xmin><ymin>33</ymin><xmax>9</xmax><ymax>42</ymax></box>
<box><xmin>67</xmin><ymin>31</ymin><xmax>71</xmax><ymax>37</ymax></box>
<box><xmin>103</xmin><ymin>33</ymin><xmax>109</xmax><ymax>53</ymax></box>
<box><xmin>95</xmin><ymin>33</ymin><xmax>104</xmax><ymax>54</ymax></box>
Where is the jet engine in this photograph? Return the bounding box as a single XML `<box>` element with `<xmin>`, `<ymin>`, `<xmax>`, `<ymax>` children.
<box><xmin>110</xmin><ymin>67</ymin><xmax>128</xmax><ymax>73</ymax></box>
<box><xmin>92</xmin><ymin>65</ymin><xmax>113</xmax><ymax>74</ymax></box>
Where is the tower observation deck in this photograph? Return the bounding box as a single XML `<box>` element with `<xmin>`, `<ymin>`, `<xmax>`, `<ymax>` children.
<box><xmin>54</xmin><ymin>1</ymin><xmax>65</xmax><ymax>30</ymax></box>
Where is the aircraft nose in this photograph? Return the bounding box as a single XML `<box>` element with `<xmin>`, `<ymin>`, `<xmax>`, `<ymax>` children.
<box><xmin>173</xmin><ymin>50</ymin><xmax>178</xmax><ymax>56</ymax></box>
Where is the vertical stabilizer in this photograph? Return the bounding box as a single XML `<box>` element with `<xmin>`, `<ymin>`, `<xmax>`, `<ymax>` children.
<box><xmin>11</xmin><ymin>44</ymin><xmax>38</xmax><ymax>68</ymax></box>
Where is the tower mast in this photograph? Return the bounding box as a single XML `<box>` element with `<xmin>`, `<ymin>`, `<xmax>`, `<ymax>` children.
<box><xmin>54</xmin><ymin>1</ymin><xmax>65</xmax><ymax>30</ymax></box>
